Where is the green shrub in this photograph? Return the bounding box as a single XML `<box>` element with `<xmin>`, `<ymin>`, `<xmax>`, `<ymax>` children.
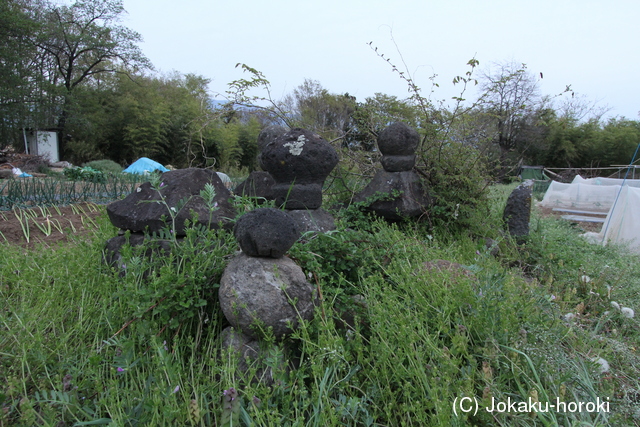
<box><xmin>36</xmin><ymin>164</ymin><xmax>53</xmax><ymax>175</ymax></box>
<box><xmin>417</xmin><ymin>141</ymin><xmax>494</xmax><ymax>236</ymax></box>
<box><xmin>63</xmin><ymin>166</ymin><xmax>106</xmax><ymax>183</ymax></box>
<box><xmin>82</xmin><ymin>159</ymin><xmax>123</xmax><ymax>174</ymax></box>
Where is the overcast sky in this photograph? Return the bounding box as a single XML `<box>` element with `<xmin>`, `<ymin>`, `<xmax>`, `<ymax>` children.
<box><xmin>121</xmin><ymin>0</ymin><xmax>640</xmax><ymax>120</ymax></box>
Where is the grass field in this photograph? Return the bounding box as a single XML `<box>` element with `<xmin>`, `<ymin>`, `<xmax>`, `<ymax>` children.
<box><xmin>1</xmin><ymin>184</ymin><xmax>639</xmax><ymax>426</ymax></box>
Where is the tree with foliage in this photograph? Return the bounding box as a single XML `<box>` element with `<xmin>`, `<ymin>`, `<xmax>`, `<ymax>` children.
<box><xmin>278</xmin><ymin>79</ymin><xmax>357</xmax><ymax>143</ymax></box>
<box><xmin>33</xmin><ymin>0</ymin><xmax>150</xmax><ymax>157</ymax></box>
<box><xmin>0</xmin><ymin>0</ymin><xmax>43</xmax><ymax>148</ymax></box>
<box><xmin>64</xmin><ymin>70</ymin><xmax>264</xmax><ymax>170</ymax></box>
<box><xmin>594</xmin><ymin>119</ymin><xmax>640</xmax><ymax>166</ymax></box>
<box><xmin>476</xmin><ymin>62</ymin><xmax>544</xmax><ymax>175</ymax></box>
<box><xmin>66</xmin><ymin>72</ymin><xmax>209</xmax><ymax>167</ymax></box>
<box><xmin>538</xmin><ymin>114</ymin><xmax>594</xmax><ymax>167</ymax></box>
<box><xmin>349</xmin><ymin>93</ymin><xmax>421</xmax><ymax>150</ymax></box>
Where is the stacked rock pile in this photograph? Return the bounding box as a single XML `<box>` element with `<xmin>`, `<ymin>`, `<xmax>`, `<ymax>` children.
<box><xmin>219</xmin><ymin>208</ymin><xmax>316</xmax><ymax>339</ymax></box>
<box><xmin>219</xmin><ymin>208</ymin><xmax>316</xmax><ymax>381</ymax></box>
<box><xmin>354</xmin><ymin>122</ymin><xmax>430</xmax><ymax>220</ymax></box>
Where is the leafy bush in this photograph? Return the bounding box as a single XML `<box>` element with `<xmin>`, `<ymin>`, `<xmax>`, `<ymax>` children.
<box><xmin>417</xmin><ymin>141</ymin><xmax>494</xmax><ymax>235</ymax></box>
<box><xmin>36</xmin><ymin>164</ymin><xmax>54</xmax><ymax>175</ymax></box>
<box><xmin>63</xmin><ymin>166</ymin><xmax>106</xmax><ymax>183</ymax></box>
<box><xmin>82</xmin><ymin>159</ymin><xmax>123</xmax><ymax>174</ymax></box>
<box><xmin>115</xmin><ymin>226</ymin><xmax>237</xmax><ymax>331</ymax></box>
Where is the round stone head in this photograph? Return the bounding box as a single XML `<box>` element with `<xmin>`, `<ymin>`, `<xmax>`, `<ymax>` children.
<box><xmin>377</xmin><ymin>122</ymin><xmax>420</xmax><ymax>172</ymax></box>
<box><xmin>234</xmin><ymin>208</ymin><xmax>299</xmax><ymax>258</ymax></box>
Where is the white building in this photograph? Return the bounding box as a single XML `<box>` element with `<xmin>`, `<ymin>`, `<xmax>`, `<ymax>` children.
<box><xmin>25</xmin><ymin>129</ymin><xmax>59</xmax><ymax>163</ymax></box>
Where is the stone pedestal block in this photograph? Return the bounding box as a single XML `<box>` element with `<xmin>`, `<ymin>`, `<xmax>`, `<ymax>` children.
<box><xmin>354</xmin><ymin>170</ymin><xmax>430</xmax><ymax>220</ymax></box>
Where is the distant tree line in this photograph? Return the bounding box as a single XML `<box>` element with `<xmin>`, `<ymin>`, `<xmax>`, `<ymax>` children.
<box><xmin>2</xmin><ymin>0</ymin><xmax>639</xmax><ymax>176</ymax></box>
<box><xmin>0</xmin><ymin>0</ymin><xmax>263</xmax><ymax>169</ymax></box>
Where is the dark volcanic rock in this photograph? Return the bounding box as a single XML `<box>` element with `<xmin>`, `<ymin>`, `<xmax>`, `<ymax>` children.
<box><xmin>261</xmin><ymin>128</ymin><xmax>338</xmax><ymax>209</ymax></box>
<box><xmin>377</xmin><ymin>122</ymin><xmax>420</xmax><ymax>154</ymax></box>
<box><xmin>286</xmin><ymin>208</ymin><xmax>336</xmax><ymax>234</ymax></box>
<box><xmin>257</xmin><ymin>126</ymin><xmax>287</xmax><ymax>152</ymax></box>
<box><xmin>257</xmin><ymin>125</ymin><xmax>288</xmax><ymax>170</ymax></box>
<box><xmin>106</xmin><ymin>168</ymin><xmax>235</xmax><ymax>235</ymax></box>
<box><xmin>234</xmin><ymin>208</ymin><xmax>299</xmax><ymax>258</ymax></box>
<box><xmin>233</xmin><ymin>171</ymin><xmax>275</xmax><ymax>201</ymax></box>
<box><xmin>354</xmin><ymin>170</ymin><xmax>430</xmax><ymax>220</ymax></box>
<box><xmin>380</xmin><ymin>154</ymin><xmax>416</xmax><ymax>172</ymax></box>
<box><xmin>503</xmin><ymin>180</ymin><xmax>533</xmax><ymax>241</ymax></box>
<box><xmin>270</xmin><ymin>183</ymin><xmax>324</xmax><ymax>210</ymax></box>
<box><xmin>103</xmin><ymin>233</ymin><xmax>175</xmax><ymax>276</ymax></box>
<box><xmin>219</xmin><ymin>253</ymin><xmax>317</xmax><ymax>339</ymax></box>
<box><xmin>377</xmin><ymin>122</ymin><xmax>420</xmax><ymax>172</ymax></box>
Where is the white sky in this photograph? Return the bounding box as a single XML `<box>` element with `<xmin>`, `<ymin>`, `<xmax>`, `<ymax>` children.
<box><xmin>121</xmin><ymin>0</ymin><xmax>640</xmax><ymax>120</ymax></box>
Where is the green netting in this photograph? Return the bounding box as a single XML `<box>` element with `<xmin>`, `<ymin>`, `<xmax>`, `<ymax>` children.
<box><xmin>519</xmin><ymin>166</ymin><xmax>548</xmax><ymax>181</ymax></box>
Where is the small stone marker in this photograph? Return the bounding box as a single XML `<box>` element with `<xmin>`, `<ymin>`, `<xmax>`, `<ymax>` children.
<box><xmin>503</xmin><ymin>180</ymin><xmax>534</xmax><ymax>241</ymax></box>
<box><xmin>377</xmin><ymin>121</ymin><xmax>419</xmax><ymax>172</ymax></box>
<box><xmin>233</xmin><ymin>208</ymin><xmax>299</xmax><ymax>258</ymax></box>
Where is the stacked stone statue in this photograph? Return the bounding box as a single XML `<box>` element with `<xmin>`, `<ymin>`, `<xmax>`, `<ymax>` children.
<box><xmin>219</xmin><ymin>208</ymin><xmax>316</xmax><ymax>378</ymax></box>
<box><xmin>354</xmin><ymin>122</ymin><xmax>430</xmax><ymax>220</ymax></box>
<box><xmin>260</xmin><ymin>128</ymin><xmax>339</xmax><ymax>233</ymax></box>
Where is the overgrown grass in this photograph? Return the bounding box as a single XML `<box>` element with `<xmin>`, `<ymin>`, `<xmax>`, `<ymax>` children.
<box><xmin>1</xmin><ymin>185</ymin><xmax>639</xmax><ymax>426</ymax></box>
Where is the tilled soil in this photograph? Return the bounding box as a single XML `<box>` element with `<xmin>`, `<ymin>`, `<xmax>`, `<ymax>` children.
<box><xmin>0</xmin><ymin>203</ymin><xmax>105</xmax><ymax>248</ymax></box>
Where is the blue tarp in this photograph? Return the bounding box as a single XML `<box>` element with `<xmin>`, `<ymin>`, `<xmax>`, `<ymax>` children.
<box><xmin>123</xmin><ymin>157</ymin><xmax>169</xmax><ymax>175</ymax></box>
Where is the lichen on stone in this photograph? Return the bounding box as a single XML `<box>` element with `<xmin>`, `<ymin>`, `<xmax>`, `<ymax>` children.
<box><xmin>283</xmin><ymin>135</ymin><xmax>306</xmax><ymax>156</ymax></box>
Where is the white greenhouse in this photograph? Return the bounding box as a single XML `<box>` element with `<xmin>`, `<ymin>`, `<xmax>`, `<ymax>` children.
<box><xmin>539</xmin><ymin>175</ymin><xmax>640</xmax><ymax>254</ymax></box>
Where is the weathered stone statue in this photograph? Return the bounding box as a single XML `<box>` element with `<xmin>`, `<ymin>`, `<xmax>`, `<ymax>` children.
<box><xmin>219</xmin><ymin>208</ymin><xmax>316</xmax><ymax>339</ymax></box>
<box><xmin>218</xmin><ymin>207</ymin><xmax>317</xmax><ymax>383</ymax></box>
<box><xmin>354</xmin><ymin>122</ymin><xmax>430</xmax><ymax>220</ymax></box>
